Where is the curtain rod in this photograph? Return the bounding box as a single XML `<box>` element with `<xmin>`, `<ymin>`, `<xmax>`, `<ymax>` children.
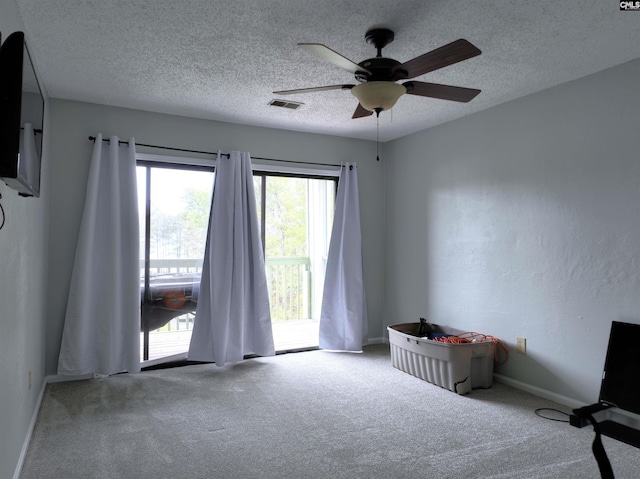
<box><xmin>87</xmin><ymin>136</ymin><xmax>341</xmax><ymax>168</ymax></box>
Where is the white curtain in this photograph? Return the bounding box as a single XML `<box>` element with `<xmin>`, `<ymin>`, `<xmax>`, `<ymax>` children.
<box><xmin>319</xmin><ymin>162</ymin><xmax>368</xmax><ymax>351</ymax></box>
<box><xmin>57</xmin><ymin>135</ymin><xmax>140</xmax><ymax>376</ymax></box>
<box><xmin>188</xmin><ymin>151</ymin><xmax>274</xmax><ymax>366</ymax></box>
<box><xmin>19</xmin><ymin>123</ymin><xmax>40</xmax><ymax>191</ymax></box>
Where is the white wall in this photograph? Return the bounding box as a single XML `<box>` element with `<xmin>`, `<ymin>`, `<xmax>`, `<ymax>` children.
<box><xmin>0</xmin><ymin>1</ymin><xmax>50</xmax><ymax>477</ymax></box>
<box><xmin>45</xmin><ymin>99</ymin><xmax>386</xmax><ymax>374</ymax></box>
<box><xmin>384</xmin><ymin>59</ymin><xmax>640</xmax><ymax>404</ymax></box>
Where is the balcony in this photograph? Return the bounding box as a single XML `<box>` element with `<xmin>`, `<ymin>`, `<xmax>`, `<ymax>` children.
<box><xmin>140</xmin><ymin>257</ymin><xmax>319</xmax><ymax>363</ymax></box>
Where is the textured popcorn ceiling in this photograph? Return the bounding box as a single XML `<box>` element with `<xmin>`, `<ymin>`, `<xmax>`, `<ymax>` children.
<box><xmin>14</xmin><ymin>0</ymin><xmax>640</xmax><ymax>142</ymax></box>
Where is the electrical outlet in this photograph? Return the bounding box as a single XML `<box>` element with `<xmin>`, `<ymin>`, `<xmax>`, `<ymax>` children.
<box><xmin>516</xmin><ymin>337</ymin><xmax>526</xmax><ymax>354</ymax></box>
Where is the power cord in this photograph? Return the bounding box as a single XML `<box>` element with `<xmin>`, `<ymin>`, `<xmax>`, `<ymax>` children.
<box><xmin>534</xmin><ymin>407</ymin><xmax>570</xmax><ymax>423</ymax></box>
<box><xmin>0</xmin><ymin>192</ymin><xmax>5</xmax><ymax>230</ymax></box>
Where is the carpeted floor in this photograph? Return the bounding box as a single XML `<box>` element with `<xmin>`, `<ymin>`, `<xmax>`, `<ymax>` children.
<box><xmin>20</xmin><ymin>344</ymin><xmax>640</xmax><ymax>478</ymax></box>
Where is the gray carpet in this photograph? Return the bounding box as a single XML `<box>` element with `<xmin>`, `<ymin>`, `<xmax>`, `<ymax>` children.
<box><xmin>21</xmin><ymin>344</ymin><xmax>640</xmax><ymax>478</ymax></box>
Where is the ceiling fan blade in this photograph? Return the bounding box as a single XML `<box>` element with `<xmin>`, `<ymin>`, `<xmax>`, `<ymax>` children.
<box><xmin>352</xmin><ymin>103</ymin><xmax>373</xmax><ymax>119</ymax></box>
<box><xmin>274</xmin><ymin>84</ymin><xmax>355</xmax><ymax>95</ymax></box>
<box><xmin>394</xmin><ymin>39</ymin><xmax>481</xmax><ymax>79</ymax></box>
<box><xmin>299</xmin><ymin>43</ymin><xmax>372</xmax><ymax>75</ymax></box>
<box><xmin>404</xmin><ymin>81</ymin><xmax>481</xmax><ymax>103</ymax></box>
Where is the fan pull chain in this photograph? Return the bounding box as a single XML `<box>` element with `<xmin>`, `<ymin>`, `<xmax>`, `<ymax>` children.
<box><xmin>376</xmin><ymin>109</ymin><xmax>380</xmax><ymax>161</ymax></box>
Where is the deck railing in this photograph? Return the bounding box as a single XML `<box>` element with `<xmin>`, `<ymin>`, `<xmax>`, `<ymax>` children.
<box><xmin>140</xmin><ymin>256</ymin><xmax>311</xmax><ymax>328</ymax></box>
<box><xmin>265</xmin><ymin>257</ymin><xmax>311</xmax><ymax>322</ymax></box>
<box><xmin>141</xmin><ymin>258</ymin><xmax>203</xmax><ymax>274</ymax></box>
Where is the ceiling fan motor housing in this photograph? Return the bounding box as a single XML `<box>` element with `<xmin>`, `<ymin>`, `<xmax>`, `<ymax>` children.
<box><xmin>355</xmin><ymin>57</ymin><xmax>407</xmax><ymax>83</ymax></box>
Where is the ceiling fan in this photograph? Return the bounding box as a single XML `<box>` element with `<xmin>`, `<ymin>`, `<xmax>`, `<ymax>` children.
<box><xmin>274</xmin><ymin>28</ymin><xmax>482</xmax><ymax>119</ymax></box>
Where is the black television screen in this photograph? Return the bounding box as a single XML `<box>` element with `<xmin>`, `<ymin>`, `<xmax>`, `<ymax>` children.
<box><xmin>599</xmin><ymin>321</ymin><xmax>640</xmax><ymax>415</ymax></box>
<box><xmin>0</xmin><ymin>31</ymin><xmax>44</xmax><ymax>197</ymax></box>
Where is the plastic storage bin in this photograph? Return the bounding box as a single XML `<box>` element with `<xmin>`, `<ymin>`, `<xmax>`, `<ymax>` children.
<box><xmin>387</xmin><ymin>322</ymin><xmax>495</xmax><ymax>395</ymax></box>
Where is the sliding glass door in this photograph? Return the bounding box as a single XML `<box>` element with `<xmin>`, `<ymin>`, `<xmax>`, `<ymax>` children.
<box><xmin>137</xmin><ymin>159</ymin><xmax>336</xmax><ymax>362</ymax></box>
<box><xmin>255</xmin><ymin>173</ymin><xmax>336</xmax><ymax>351</ymax></box>
<box><xmin>137</xmin><ymin>163</ymin><xmax>213</xmax><ymax>362</ymax></box>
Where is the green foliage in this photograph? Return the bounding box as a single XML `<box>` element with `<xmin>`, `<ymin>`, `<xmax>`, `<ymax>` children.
<box><xmin>148</xmin><ymin>181</ymin><xmax>212</xmax><ymax>260</ymax></box>
<box><xmin>180</xmin><ymin>187</ymin><xmax>211</xmax><ymax>257</ymax></box>
<box><xmin>265</xmin><ymin>177</ymin><xmax>308</xmax><ymax>258</ymax></box>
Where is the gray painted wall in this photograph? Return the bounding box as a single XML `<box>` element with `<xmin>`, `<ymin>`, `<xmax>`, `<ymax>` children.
<box><xmin>0</xmin><ymin>1</ymin><xmax>50</xmax><ymax>477</ymax></box>
<box><xmin>45</xmin><ymin>99</ymin><xmax>386</xmax><ymax>375</ymax></box>
<box><xmin>384</xmin><ymin>59</ymin><xmax>640</xmax><ymax>404</ymax></box>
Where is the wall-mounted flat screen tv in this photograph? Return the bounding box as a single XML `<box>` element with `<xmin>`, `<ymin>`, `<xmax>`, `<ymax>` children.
<box><xmin>0</xmin><ymin>31</ymin><xmax>44</xmax><ymax>197</ymax></box>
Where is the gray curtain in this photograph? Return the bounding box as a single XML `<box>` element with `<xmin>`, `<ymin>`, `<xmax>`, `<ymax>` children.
<box><xmin>188</xmin><ymin>151</ymin><xmax>275</xmax><ymax>366</ymax></box>
<box><xmin>58</xmin><ymin>135</ymin><xmax>140</xmax><ymax>376</ymax></box>
<box><xmin>319</xmin><ymin>162</ymin><xmax>368</xmax><ymax>351</ymax></box>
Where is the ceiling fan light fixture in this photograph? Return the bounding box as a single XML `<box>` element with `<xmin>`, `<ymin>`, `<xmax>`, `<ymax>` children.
<box><xmin>351</xmin><ymin>81</ymin><xmax>406</xmax><ymax>112</ymax></box>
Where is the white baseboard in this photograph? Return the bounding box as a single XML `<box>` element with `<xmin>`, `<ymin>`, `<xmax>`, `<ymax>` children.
<box><xmin>493</xmin><ymin>373</ymin><xmax>586</xmax><ymax>410</ymax></box>
<box><xmin>13</xmin><ymin>375</ymin><xmax>52</xmax><ymax>479</ymax></box>
<box><xmin>47</xmin><ymin>372</ymin><xmax>93</xmax><ymax>383</ymax></box>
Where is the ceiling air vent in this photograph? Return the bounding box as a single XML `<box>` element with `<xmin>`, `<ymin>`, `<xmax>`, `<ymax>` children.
<box><xmin>269</xmin><ymin>99</ymin><xmax>304</xmax><ymax>110</ymax></box>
